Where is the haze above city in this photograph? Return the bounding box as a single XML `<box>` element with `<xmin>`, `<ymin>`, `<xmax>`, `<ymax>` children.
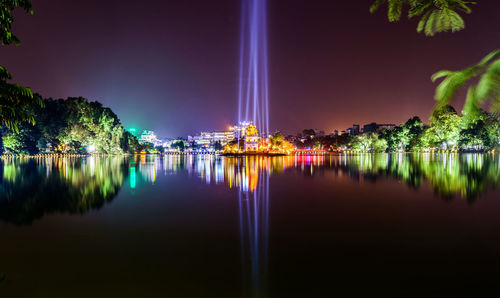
<box><xmin>1</xmin><ymin>0</ymin><xmax>500</xmax><ymax>137</ymax></box>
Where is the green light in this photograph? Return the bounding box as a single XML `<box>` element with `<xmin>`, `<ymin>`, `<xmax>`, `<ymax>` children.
<box><xmin>130</xmin><ymin>166</ymin><xmax>136</xmax><ymax>189</ymax></box>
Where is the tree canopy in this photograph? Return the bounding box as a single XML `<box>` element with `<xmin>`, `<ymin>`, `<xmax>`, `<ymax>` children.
<box><xmin>2</xmin><ymin>96</ymin><xmax>142</xmax><ymax>155</ymax></box>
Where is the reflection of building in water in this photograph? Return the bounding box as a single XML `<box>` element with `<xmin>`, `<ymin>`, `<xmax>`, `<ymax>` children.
<box><xmin>129</xmin><ymin>153</ymin><xmax>500</xmax><ymax>202</ymax></box>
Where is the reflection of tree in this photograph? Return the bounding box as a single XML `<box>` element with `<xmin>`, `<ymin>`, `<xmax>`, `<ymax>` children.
<box><xmin>0</xmin><ymin>157</ymin><xmax>127</xmax><ymax>225</ymax></box>
<box><xmin>186</xmin><ymin>154</ymin><xmax>498</xmax><ymax>202</ymax></box>
<box><xmin>330</xmin><ymin>153</ymin><xmax>500</xmax><ymax>202</ymax></box>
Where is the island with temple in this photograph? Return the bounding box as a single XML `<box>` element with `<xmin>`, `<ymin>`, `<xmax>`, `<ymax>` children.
<box><xmin>222</xmin><ymin>123</ymin><xmax>295</xmax><ymax>156</ymax></box>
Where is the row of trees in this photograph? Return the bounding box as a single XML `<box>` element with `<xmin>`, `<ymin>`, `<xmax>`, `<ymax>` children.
<box><xmin>1</xmin><ymin>97</ymin><xmax>143</xmax><ymax>155</ymax></box>
<box><xmin>294</xmin><ymin>105</ymin><xmax>500</xmax><ymax>152</ymax></box>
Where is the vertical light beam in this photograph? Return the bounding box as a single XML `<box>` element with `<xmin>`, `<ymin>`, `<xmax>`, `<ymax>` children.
<box><xmin>238</xmin><ymin>0</ymin><xmax>270</xmax><ymax>136</ymax></box>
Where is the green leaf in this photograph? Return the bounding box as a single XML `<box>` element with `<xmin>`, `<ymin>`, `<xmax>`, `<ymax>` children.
<box><xmin>370</xmin><ymin>0</ymin><xmax>387</xmax><ymax>13</ymax></box>
<box><xmin>431</xmin><ymin>70</ymin><xmax>455</xmax><ymax>82</ymax></box>
<box><xmin>424</xmin><ymin>10</ymin><xmax>437</xmax><ymax>36</ymax></box>
<box><xmin>476</xmin><ymin>72</ymin><xmax>500</xmax><ymax>101</ymax></box>
<box><xmin>463</xmin><ymin>86</ymin><xmax>480</xmax><ymax>119</ymax></box>
<box><xmin>477</xmin><ymin>50</ymin><xmax>500</xmax><ymax>68</ymax></box>
<box><xmin>409</xmin><ymin>1</ymin><xmax>432</xmax><ymax>18</ymax></box>
<box><xmin>434</xmin><ymin>67</ymin><xmax>475</xmax><ymax>104</ymax></box>
<box><xmin>388</xmin><ymin>0</ymin><xmax>404</xmax><ymax>22</ymax></box>
<box><xmin>417</xmin><ymin>10</ymin><xmax>432</xmax><ymax>33</ymax></box>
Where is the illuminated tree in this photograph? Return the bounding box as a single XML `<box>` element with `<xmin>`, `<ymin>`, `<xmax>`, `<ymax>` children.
<box><xmin>1</xmin><ymin>125</ymin><xmax>39</xmax><ymax>155</ymax></box>
<box><xmin>372</xmin><ymin>137</ymin><xmax>388</xmax><ymax>152</ymax></box>
<box><xmin>269</xmin><ymin>132</ymin><xmax>284</xmax><ymax>150</ymax></box>
<box><xmin>212</xmin><ymin>141</ymin><xmax>223</xmax><ymax>152</ymax></box>
<box><xmin>223</xmin><ymin>139</ymin><xmax>243</xmax><ymax>153</ymax></box>
<box><xmin>351</xmin><ymin>133</ymin><xmax>387</xmax><ymax>152</ymax></box>
<box><xmin>281</xmin><ymin>140</ymin><xmax>295</xmax><ymax>154</ymax></box>
<box><xmin>484</xmin><ymin>113</ymin><xmax>500</xmax><ymax>149</ymax></box>
<box><xmin>426</xmin><ymin>105</ymin><xmax>462</xmax><ymax>149</ymax></box>
<box><xmin>171</xmin><ymin>140</ymin><xmax>187</xmax><ymax>152</ymax></box>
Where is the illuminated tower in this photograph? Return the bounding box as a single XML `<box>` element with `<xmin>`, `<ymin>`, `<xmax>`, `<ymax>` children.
<box><xmin>245</xmin><ymin>124</ymin><xmax>260</xmax><ymax>152</ymax></box>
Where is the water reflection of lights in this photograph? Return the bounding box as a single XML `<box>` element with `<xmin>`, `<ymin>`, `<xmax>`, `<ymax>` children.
<box><xmin>238</xmin><ymin>158</ymin><xmax>270</xmax><ymax>297</ymax></box>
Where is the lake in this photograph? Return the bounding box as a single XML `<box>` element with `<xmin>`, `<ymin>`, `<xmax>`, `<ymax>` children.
<box><xmin>1</xmin><ymin>153</ymin><xmax>500</xmax><ymax>297</ymax></box>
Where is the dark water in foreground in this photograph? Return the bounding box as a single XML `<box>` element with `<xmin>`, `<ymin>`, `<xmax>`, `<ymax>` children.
<box><xmin>1</xmin><ymin>153</ymin><xmax>500</xmax><ymax>297</ymax></box>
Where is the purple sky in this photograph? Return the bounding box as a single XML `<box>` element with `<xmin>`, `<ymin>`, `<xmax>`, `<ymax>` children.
<box><xmin>1</xmin><ymin>0</ymin><xmax>500</xmax><ymax>137</ymax></box>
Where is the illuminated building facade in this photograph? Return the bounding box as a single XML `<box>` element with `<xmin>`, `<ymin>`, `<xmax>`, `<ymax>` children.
<box><xmin>244</xmin><ymin>124</ymin><xmax>260</xmax><ymax>152</ymax></box>
<box><xmin>139</xmin><ymin>130</ymin><xmax>162</xmax><ymax>147</ymax></box>
<box><xmin>192</xmin><ymin>131</ymin><xmax>236</xmax><ymax>148</ymax></box>
<box><xmin>230</xmin><ymin>121</ymin><xmax>252</xmax><ymax>138</ymax></box>
<box><xmin>191</xmin><ymin>122</ymin><xmax>254</xmax><ymax>149</ymax></box>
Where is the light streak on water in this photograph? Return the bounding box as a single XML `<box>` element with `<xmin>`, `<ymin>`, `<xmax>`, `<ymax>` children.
<box><xmin>238</xmin><ymin>0</ymin><xmax>270</xmax><ymax>136</ymax></box>
<box><xmin>238</xmin><ymin>157</ymin><xmax>270</xmax><ymax>297</ymax></box>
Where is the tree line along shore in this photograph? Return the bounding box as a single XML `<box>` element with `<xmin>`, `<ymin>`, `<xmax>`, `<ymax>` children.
<box><xmin>1</xmin><ymin>98</ymin><xmax>499</xmax><ymax>156</ymax></box>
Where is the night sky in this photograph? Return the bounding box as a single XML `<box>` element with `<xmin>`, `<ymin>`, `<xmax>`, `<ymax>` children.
<box><xmin>2</xmin><ymin>0</ymin><xmax>500</xmax><ymax>137</ymax></box>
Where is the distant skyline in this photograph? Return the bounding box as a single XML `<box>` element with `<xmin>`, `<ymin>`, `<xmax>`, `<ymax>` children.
<box><xmin>1</xmin><ymin>0</ymin><xmax>500</xmax><ymax>137</ymax></box>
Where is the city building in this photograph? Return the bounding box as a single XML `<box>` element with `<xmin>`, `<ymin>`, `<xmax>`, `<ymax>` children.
<box><xmin>190</xmin><ymin>122</ymin><xmax>254</xmax><ymax>149</ymax></box>
<box><xmin>363</xmin><ymin>123</ymin><xmax>396</xmax><ymax>133</ymax></box>
<box><xmin>162</xmin><ymin>138</ymin><xmax>176</xmax><ymax>152</ymax></box>
<box><xmin>229</xmin><ymin>121</ymin><xmax>252</xmax><ymax>137</ymax></box>
<box><xmin>352</xmin><ymin>124</ymin><xmax>360</xmax><ymax>135</ymax></box>
<box><xmin>128</xmin><ymin>127</ymin><xmax>139</xmax><ymax>137</ymax></box>
<box><xmin>344</xmin><ymin>125</ymin><xmax>360</xmax><ymax>135</ymax></box>
<box><xmin>377</xmin><ymin>124</ymin><xmax>396</xmax><ymax>131</ymax></box>
<box><xmin>139</xmin><ymin>130</ymin><xmax>162</xmax><ymax>147</ymax></box>
<box><xmin>191</xmin><ymin>131</ymin><xmax>236</xmax><ymax>148</ymax></box>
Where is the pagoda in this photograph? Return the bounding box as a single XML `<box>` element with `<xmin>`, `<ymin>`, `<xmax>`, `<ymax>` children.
<box><xmin>244</xmin><ymin>124</ymin><xmax>260</xmax><ymax>152</ymax></box>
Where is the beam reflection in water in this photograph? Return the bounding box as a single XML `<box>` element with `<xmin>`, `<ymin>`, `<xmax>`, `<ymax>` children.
<box><xmin>237</xmin><ymin>157</ymin><xmax>270</xmax><ymax>297</ymax></box>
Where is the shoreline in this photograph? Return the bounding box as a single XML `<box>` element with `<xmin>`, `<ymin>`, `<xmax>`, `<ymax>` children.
<box><xmin>1</xmin><ymin>150</ymin><xmax>497</xmax><ymax>159</ymax></box>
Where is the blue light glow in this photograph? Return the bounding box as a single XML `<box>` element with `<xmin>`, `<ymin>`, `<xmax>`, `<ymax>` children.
<box><xmin>238</xmin><ymin>0</ymin><xmax>270</xmax><ymax>136</ymax></box>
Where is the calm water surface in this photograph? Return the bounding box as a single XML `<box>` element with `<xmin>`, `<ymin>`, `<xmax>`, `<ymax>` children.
<box><xmin>1</xmin><ymin>153</ymin><xmax>500</xmax><ymax>297</ymax></box>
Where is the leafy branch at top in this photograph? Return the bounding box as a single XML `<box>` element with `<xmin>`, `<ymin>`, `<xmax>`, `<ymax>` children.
<box><xmin>431</xmin><ymin>50</ymin><xmax>500</xmax><ymax>117</ymax></box>
<box><xmin>0</xmin><ymin>66</ymin><xmax>43</xmax><ymax>132</ymax></box>
<box><xmin>0</xmin><ymin>0</ymin><xmax>33</xmax><ymax>45</ymax></box>
<box><xmin>370</xmin><ymin>0</ymin><xmax>475</xmax><ymax>36</ymax></box>
<box><xmin>1</xmin><ymin>0</ymin><xmax>43</xmax><ymax>133</ymax></box>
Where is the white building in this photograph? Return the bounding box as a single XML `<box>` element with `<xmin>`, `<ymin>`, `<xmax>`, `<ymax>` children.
<box><xmin>192</xmin><ymin>131</ymin><xmax>236</xmax><ymax>148</ymax></box>
<box><xmin>139</xmin><ymin>130</ymin><xmax>162</xmax><ymax>147</ymax></box>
